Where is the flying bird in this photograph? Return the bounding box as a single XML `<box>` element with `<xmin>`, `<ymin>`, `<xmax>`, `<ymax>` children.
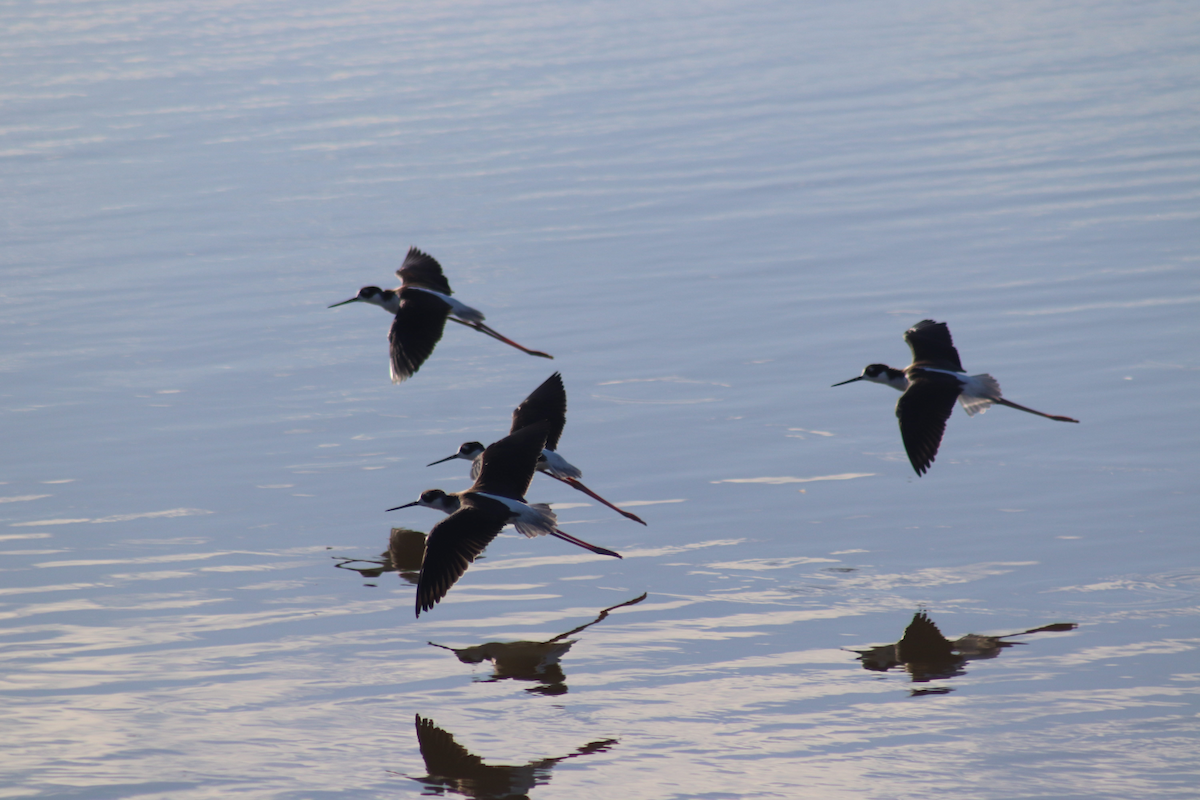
<box><xmin>388</xmin><ymin>422</ymin><xmax>620</xmax><ymax>617</ymax></box>
<box><xmin>329</xmin><ymin>247</ymin><xmax>552</xmax><ymax>383</ymax></box>
<box><xmin>427</xmin><ymin>372</ymin><xmax>647</xmax><ymax>525</ymax></box>
<box><xmin>833</xmin><ymin>320</ymin><xmax>1078</xmax><ymax>475</ymax></box>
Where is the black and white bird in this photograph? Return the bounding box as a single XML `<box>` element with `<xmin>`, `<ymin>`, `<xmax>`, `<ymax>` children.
<box><xmin>387</xmin><ymin>421</ymin><xmax>620</xmax><ymax>617</ymax></box>
<box><xmin>427</xmin><ymin>373</ymin><xmax>648</xmax><ymax>525</ymax></box>
<box><xmin>833</xmin><ymin>320</ymin><xmax>1079</xmax><ymax>476</ymax></box>
<box><xmin>329</xmin><ymin>247</ymin><xmax>552</xmax><ymax>383</ymax></box>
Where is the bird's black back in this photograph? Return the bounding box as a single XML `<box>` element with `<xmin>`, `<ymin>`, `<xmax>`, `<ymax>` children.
<box><xmin>904</xmin><ymin>319</ymin><xmax>964</xmax><ymax>372</ymax></box>
<box><xmin>388</xmin><ymin>287</ymin><xmax>451</xmax><ymax>382</ymax></box>
<box><xmin>416</xmin><ymin>506</ymin><xmax>507</xmax><ymax>615</ymax></box>
<box><xmin>895</xmin><ymin>373</ymin><xmax>961</xmax><ymax>476</ymax></box>
<box><xmin>397</xmin><ymin>247</ymin><xmax>453</xmax><ymax>295</ymax></box>
<box><xmin>470</xmin><ymin>421</ymin><xmax>550</xmax><ymax>499</ymax></box>
<box><xmin>510</xmin><ymin>372</ymin><xmax>567</xmax><ymax>450</ymax></box>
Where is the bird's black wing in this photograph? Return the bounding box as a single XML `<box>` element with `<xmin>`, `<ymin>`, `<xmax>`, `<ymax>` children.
<box><xmin>904</xmin><ymin>319</ymin><xmax>964</xmax><ymax>372</ymax></box>
<box><xmin>397</xmin><ymin>246</ymin><xmax>453</xmax><ymax>295</ymax></box>
<box><xmin>895</xmin><ymin>375</ymin><xmax>960</xmax><ymax>476</ymax></box>
<box><xmin>471</xmin><ymin>420</ymin><xmax>550</xmax><ymax>499</ymax></box>
<box><xmin>388</xmin><ymin>287</ymin><xmax>451</xmax><ymax>383</ymax></box>
<box><xmin>416</xmin><ymin>506</ymin><xmax>505</xmax><ymax>616</ymax></box>
<box><xmin>414</xmin><ymin>714</ymin><xmax>486</xmax><ymax>775</ymax></box>
<box><xmin>511</xmin><ymin>372</ymin><xmax>567</xmax><ymax>450</ymax></box>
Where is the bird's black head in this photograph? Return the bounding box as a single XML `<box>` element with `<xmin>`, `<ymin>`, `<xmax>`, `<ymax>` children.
<box><xmin>419</xmin><ymin>489</ymin><xmax>448</xmax><ymax>504</ymax></box>
<box><xmin>329</xmin><ymin>286</ymin><xmax>387</xmax><ymax>308</ymax></box>
<box><xmin>458</xmin><ymin>442</ymin><xmax>486</xmax><ymax>458</ymax></box>
<box><xmin>427</xmin><ymin>443</ymin><xmax>485</xmax><ymax>467</ymax></box>
<box><xmin>862</xmin><ymin>363</ymin><xmax>890</xmax><ymax>379</ymax></box>
<box><xmin>833</xmin><ymin>363</ymin><xmax>899</xmax><ymax>388</ymax></box>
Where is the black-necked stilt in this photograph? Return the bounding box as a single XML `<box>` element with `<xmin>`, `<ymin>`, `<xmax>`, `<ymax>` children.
<box><xmin>833</xmin><ymin>319</ymin><xmax>1079</xmax><ymax>476</ymax></box>
<box><xmin>387</xmin><ymin>421</ymin><xmax>620</xmax><ymax>616</ymax></box>
<box><xmin>408</xmin><ymin>714</ymin><xmax>617</xmax><ymax>795</ymax></box>
<box><xmin>329</xmin><ymin>247</ymin><xmax>552</xmax><ymax>383</ymax></box>
<box><xmin>427</xmin><ymin>373</ymin><xmax>648</xmax><ymax>525</ymax></box>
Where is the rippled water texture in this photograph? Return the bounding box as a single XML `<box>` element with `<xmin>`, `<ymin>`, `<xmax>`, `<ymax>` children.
<box><xmin>2</xmin><ymin>1</ymin><xmax>1198</xmax><ymax>797</ymax></box>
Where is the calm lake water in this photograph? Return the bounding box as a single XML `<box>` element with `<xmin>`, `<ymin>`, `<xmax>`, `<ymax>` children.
<box><xmin>2</xmin><ymin>1</ymin><xmax>1198</xmax><ymax>797</ymax></box>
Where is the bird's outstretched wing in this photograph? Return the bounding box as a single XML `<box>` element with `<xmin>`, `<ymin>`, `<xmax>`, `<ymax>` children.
<box><xmin>511</xmin><ymin>372</ymin><xmax>567</xmax><ymax>450</ymax></box>
<box><xmin>388</xmin><ymin>288</ymin><xmax>451</xmax><ymax>383</ymax></box>
<box><xmin>397</xmin><ymin>247</ymin><xmax>453</xmax><ymax>295</ymax></box>
<box><xmin>896</xmin><ymin>375</ymin><xmax>960</xmax><ymax>476</ymax></box>
<box><xmin>904</xmin><ymin>320</ymin><xmax>964</xmax><ymax>372</ymax></box>
<box><xmin>416</xmin><ymin>506</ymin><xmax>506</xmax><ymax>616</ymax></box>
<box><xmin>471</xmin><ymin>421</ymin><xmax>550</xmax><ymax>499</ymax></box>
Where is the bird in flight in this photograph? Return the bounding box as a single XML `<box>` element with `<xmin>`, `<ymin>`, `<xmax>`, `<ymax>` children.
<box><xmin>329</xmin><ymin>247</ymin><xmax>552</xmax><ymax>383</ymax></box>
<box><xmin>389</xmin><ymin>421</ymin><xmax>620</xmax><ymax>616</ymax></box>
<box><xmin>834</xmin><ymin>320</ymin><xmax>1078</xmax><ymax>475</ymax></box>
<box><xmin>428</xmin><ymin>372</ymin><xmax>648</xmax><ymax>524</ymax></box>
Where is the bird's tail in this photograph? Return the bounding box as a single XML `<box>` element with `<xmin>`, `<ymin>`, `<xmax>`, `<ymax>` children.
<box><xmin>513</xmin><ymin>502</ymin><xmax>559</xmax><ymax>538</ymax></box>
<box><xmin>958</xmin><ymin>373</ymin><xmax>1000</xmax><ymax>416</ymax></box>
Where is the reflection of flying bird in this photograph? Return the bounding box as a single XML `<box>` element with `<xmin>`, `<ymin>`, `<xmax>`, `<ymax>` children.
<box><xmin>851</xmin><ymin>610</ymin><xmax>1077</xmax><ymax>690</ymax></box>
<box><xmin>429</xmin><ymin>593</ymin><xmax>647</xmax><ymax>695</ymax></box>
<box><xmin>328</xmin><ymin>247</ymin><xmax>552</xmax><ymax>383</ymax></box>
<box><xmin>405</xmin><ymin>714</ymin><xmax>616</xmax><ymax>799</ymax></box>
<box><xmin>333</xmin><ymin>527</ymin><xmax>426</xmax><ymax>585</ymax></box>
<box><xmin>388</xmin><ymin>422</ymin><xmax>621</xmax><ymax>617</ymax></box>
<box><xmin>428</xmin><ymin>372</ymin><xmax>647</xmax><ymax>525</ymax></box>
<box><xmin>833</xmin><ymin>320</ymin><xmax>1079</xmax><ymax>475</ymax></box>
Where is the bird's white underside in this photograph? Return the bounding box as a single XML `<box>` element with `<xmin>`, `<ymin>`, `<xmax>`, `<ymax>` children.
<box><xmin>475</xmin><ymin>492</ymin><xmax>558</xmax><ymax>538</ymax></box>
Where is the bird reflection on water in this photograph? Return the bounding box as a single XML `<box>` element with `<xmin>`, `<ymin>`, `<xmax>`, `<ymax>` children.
<box><xmin>428</xmin><ymin>593</ymin><xmax>647</xmax><ymax>695</ymax></box>
<box><xmin>333</xmin><ymin>527</ymin><xmax>428</xmax><ymax>585</ymax></box>
<box><xmin>402</xmin><ymin>714</ymin><xmax>616</xmax><ymax>799</ymax></box>
<box><xmin>851</xmin><ymin>610</ymin><xmax>1077</xmax><ymax>695</ymax></box>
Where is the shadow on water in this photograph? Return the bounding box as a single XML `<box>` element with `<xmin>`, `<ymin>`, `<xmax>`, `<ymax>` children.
<box><xmin>400</xmin><ymin>714</ymin><xmax>616</xmax><ymax>799</ymax></box>
<box><xmin>333</xmin><ymin>528</ymin><xmax>427</xmax><ymax>585</ymax></box>
<box><xmin>428</xmin><ymin>593</ymin><xmax>648</xmax><ymax>696</ymax></box>
<box><xmin>850</xmin><ymin>611</ymin><xmax>1077</xmax><ymax>696</ymax></box>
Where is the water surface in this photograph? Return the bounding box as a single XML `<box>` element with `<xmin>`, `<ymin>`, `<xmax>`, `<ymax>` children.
<box><xmin>2</xmin><ymin>1</ymin><xmax>1198</xmax><ymax>797</ymax></box>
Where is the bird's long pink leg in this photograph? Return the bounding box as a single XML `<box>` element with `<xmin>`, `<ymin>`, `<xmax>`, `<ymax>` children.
<box><xmin>448</xmin><ymin>317</ymin><xmax>553</xmax><ymax>359</ymax></box>
<box><xmin>550</xmin><ymin>528</ymin><xmax>622</xmax><ymax>558</ymax></box>
<box><xmin>993</xmin><ymin>397</ymin><xmax>1079</xmax><ymax>423</ymax></box>
<box><xmin>547</xmin><ymin>473</ymin><xmax>648</xmax><ymax>525</ymax></box>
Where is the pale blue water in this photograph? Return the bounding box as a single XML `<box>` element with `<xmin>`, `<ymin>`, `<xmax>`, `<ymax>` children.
<box><xmin>2</xmin><ymin>1</ymin><xmax>1198</xmax><ymax>797</ymax></box>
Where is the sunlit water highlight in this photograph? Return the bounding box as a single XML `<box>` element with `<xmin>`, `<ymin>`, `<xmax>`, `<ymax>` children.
<box><xmin>2</xmin><ymin>0</ymin><xmax>1198</xmax><ymax>797</ymax></box>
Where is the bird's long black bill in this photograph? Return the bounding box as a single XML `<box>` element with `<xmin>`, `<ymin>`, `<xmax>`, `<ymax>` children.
<box><xmin>449</xmin><ymin>317</ymin><xmax>553</xmax><ymax>359</ymax></box>
<box><xmin>551</xmin><ymin>474</ymin><xmax>647</xmax><ymax>525</ymax></box>
<box><xmin>993</xmin><ymin>397</ymin><xmax>1079</xmax><ymax>423</ymax></box>
<box><xmin>328</xmin><ymin>297</ymin><xmax>360</xmax><ymax>308</ymax></box>
<box><xmin>386</xmin><ymin>501</ymin><xmax>421</xmax><ymax>512</ymax></box>
<box><xmin>551</xmin><ymin>528</ymin><xmax>622</xmax><ymax>558</ymax></box>
<box><xmin>831</xmin><ymin>376</ymin><xmax>864</xmax><ymax>387</ymax></box>
<box><xmin>426</xmin><ymin>454</ymin><xmax>459</xmax><ymax>466</ymax></box>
